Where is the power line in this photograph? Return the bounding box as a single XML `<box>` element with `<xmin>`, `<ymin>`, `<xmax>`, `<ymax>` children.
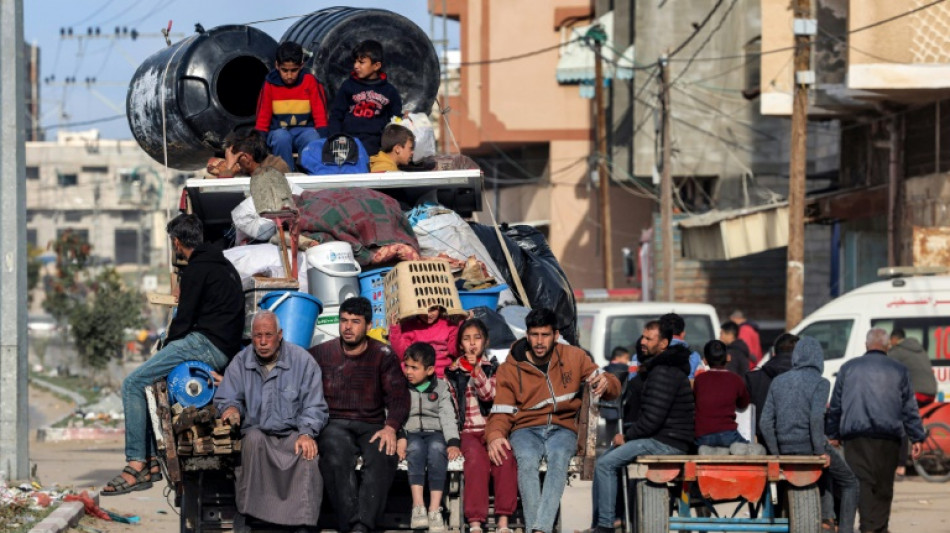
<box><xmin>667</xmin><ymin>0</ymin><xmax>949</xmax><ymax>64</ymax></box>
<box><xmin>668</xmin><ymin>0</ymin><xmax>725</xmax><ymax>58</ymax></box>
<box><xmin>851</xmin><ymin>0</ymin><xmax>948</xmax><ymax>33</ymax></box>
<box><xmin>41</xmin><ymin>114</ymin><xmax>125</xmax><ymax>130</ymax></box>
<box><xmin>670</xmin><ymin>0</ymin><xmax>740</xmax><ymax>86</ymax></box>
<box><xmin>68</xmin><ymin>0</ymin><xmax>117</xmax><ymax>27</ymax></box>
<box><xmin>460</xmin><ymin>38</ymin><xmax>580</xmax><ymax>66</ymax></box>
<box><xmin>98</xmin><ymin>0</ymin><xmax>145</xmax><ymax>25</ymax></box>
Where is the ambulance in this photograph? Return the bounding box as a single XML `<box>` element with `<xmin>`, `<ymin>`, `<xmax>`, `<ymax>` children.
<box><xmin>791</xmin><ymin>267</ymin><xmax>950</xmax><ymax>400</ymax></box>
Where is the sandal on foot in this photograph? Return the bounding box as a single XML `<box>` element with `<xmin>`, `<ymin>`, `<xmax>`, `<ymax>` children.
<box><xmin>497</xmin><ymin>529</ymin><xmax>513</xmax><ymax>533</ymax></box>
<box><xmin>468</xmin><ymin>527</ymin><xmax>483</xmax><ymax>533</ymax></box>
<box><xmin>821</xmin><ymin>519</ymin><xmax>837</xmax><ymax>531</ymax></box>
<box><xmin>149</xmin><ymin>457</ymin><xmax>163</xmax><ymax>482</ymax></box>
<box><xmin>101</xmin><ymin>465</ymin><xmax>153</xmax><ymax>496</ymax></box>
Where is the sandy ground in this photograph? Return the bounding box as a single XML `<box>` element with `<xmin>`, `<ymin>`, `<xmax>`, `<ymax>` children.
<box><xmin>27</xmin><ymin>384</ymin><xmax>950</xmax><ymax>532</ymax></box>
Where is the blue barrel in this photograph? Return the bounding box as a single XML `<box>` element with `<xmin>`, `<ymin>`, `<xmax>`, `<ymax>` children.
<box><xmin>358</xmin><ymin>267</ymin><xmax>391</xmax><ymax>330</ymax></box>
<box><xmin>259</xmin><ymin>291</ymin><xmax>323</xmax><ymax>348</ymax></box>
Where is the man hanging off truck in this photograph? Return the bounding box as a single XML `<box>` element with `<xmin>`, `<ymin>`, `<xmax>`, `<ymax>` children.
<box><xmin>102</xmin><ymin>214</ymin><xmax>245</xmax><ymax>496</ymax></box>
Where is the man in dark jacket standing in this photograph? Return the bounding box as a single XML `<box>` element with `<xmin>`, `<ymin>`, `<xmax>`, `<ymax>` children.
<box><xmin>888</xmin><ymin>328</ymin><xmax>938</xmax><ymax>406</ymax></box>
<box><xmin>827</xmin><ymin>328</ymin><xmax>926</xmax><ymax>533</ymax></box>
<box><xmin>590</xmin><ymin>320</ymin><xmax>695</xmax><ymax>533</ymax></box>
<box><xmin>105</xmin><ymin>214</ymin><xmax>245</xmax><ymax>496</ymax></box>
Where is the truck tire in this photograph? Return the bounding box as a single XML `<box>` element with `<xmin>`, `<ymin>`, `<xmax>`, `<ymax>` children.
<box><xmin>785</xmin><ymin>484</ymin><xmax>820</xmax><ymax>533</ymax></box>
<box><xmin>635</xmin><ymin>481</ymin><xmax>669</xmax><ymax>533</ymax></box>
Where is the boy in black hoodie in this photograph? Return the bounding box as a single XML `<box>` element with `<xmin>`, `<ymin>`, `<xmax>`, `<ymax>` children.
<box><xmin>328</xmin><ymin>40</ymin><xmax>403</xmax><ymax>155</ymax></box>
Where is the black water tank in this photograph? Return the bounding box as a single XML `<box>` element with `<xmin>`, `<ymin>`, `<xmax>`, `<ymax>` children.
<box><xmin>281</xmin><ymin>8</ymin><xmax>441</xmax><ymax>116</ymax></box>
<box><xmin>127</xmin><ymin>25</ymin><xmax>276</xmax><ymax>170</ymax></box>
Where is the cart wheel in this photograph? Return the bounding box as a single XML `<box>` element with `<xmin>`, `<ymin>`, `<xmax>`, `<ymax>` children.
<box><xmin>914</xmin><ymin>422</ymin><xmax>950</xmax><ymax>483</ymax></box>
<box><xmin>785</xmin><ymin>484</ymin><xmax>820</xmax><ymax>533</ymax></box>
<box><xmin>635</xmin><ymin>481</ymin><xmax>669</xmax><ymax>533</ymax></box>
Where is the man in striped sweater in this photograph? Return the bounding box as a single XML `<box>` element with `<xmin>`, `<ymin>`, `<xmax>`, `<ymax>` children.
<box><xmin>309</xmin><ymin>297</ymin><xmax>410</xmax><ymax>533</ymax></box>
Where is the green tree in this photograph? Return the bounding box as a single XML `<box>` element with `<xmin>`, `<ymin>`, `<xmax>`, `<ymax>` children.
<box><xmin>42</xmin><ymin>230</ymin><xmax>91</xmax><ymax>326</ymax></box>
<box><xmin>69</xmin><ymin>269</ymin><xmax>146</xmax><ymax>371</ymax></box>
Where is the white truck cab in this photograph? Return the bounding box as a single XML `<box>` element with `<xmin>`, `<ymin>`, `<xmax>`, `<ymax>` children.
<box><xmin>576</xmin><ymin>301</ymin><xmax>720</xmax><ymax>367</ymax></box>
<box><xmin>791</xmin><ymin>267</ymin><xmax>950</xmax><ymax>400</ymax></box>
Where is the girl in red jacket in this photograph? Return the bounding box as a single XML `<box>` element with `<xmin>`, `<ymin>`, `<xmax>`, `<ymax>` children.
<box><xmin>389</xmin><ymin>305</ymin><xmax>460</xmax><ymax>378</ymax></box>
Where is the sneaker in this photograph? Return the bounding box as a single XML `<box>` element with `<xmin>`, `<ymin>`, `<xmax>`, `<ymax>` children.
<box><xmin>428</xmin><ymin>508</ymin><xmax>446</xmax><ymax>533</ymax></box>
<box><xmin>411</xmin><ymin>506</ymin><xmax>428</xmax><ymax>529</ymax></box>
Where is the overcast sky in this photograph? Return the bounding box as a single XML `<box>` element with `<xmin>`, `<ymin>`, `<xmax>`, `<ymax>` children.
<box><xmin>25</xmin><ymin>1</ymin><xmax>458</xmax><ymax>140</ymax></box>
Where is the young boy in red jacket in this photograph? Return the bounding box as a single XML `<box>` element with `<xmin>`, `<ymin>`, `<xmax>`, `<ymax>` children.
<box><xmin>255</xmin><ymin>41</ymin><xmax>328</xmax><ymax>172</ymax></box>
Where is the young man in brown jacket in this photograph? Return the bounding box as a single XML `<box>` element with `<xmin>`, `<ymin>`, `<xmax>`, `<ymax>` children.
<box><xmin>486</xmin><ymin>308</ymin><xmax>620</xmax><ymax>533</ymax></box>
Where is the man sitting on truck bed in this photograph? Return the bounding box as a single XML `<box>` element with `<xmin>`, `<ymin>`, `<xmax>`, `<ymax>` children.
<box><xmin>103</xmin><ymin>214</ymin><xmax>244</xmax><ymax>496</ymax></box>
<box><xmin>215</xmin><ymin>311</ymin><xmax>329</xmax><ymax>529</ymax></box>
<box><xmin>308</xmin><ymin>297</ymin><xmax>410</xmax><ymax>533</ymax></box>
<box><xmin>486</xmin><ymin>308</ymin><xmax>620</xmax><ymax>533</ymax></box>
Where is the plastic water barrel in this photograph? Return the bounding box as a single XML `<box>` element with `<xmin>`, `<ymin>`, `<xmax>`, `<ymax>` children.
<box><xmin>127</xmin><ymin>25</ymin><xmax>277</xmax><ymax>170</ymax></box>
<box><xmin>281</xmin><ymin>8</ymin><xmax>441</xmax><ymax>114</ymax></box>
<box><xmin>306</xmin><ymin>242</ymin><xmax>361</xmax><ymax>308</ymax></box>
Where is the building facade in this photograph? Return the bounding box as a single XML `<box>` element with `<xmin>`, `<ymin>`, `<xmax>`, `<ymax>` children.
<box><xmin>26</xmin><ymin>129</ymin><xmax>189</xmax><ymax>270</ymax></box>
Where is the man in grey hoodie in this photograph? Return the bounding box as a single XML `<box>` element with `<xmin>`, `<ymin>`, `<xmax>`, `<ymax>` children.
<box><xmin>759</xmin><ymin>337</ymin><xmax>859</xmax><ymax>533</ymax></box>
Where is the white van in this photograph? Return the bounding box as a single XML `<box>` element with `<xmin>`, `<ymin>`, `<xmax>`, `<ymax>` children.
<box><xmin>791</xmin><ymin>269</ymin><xmax>950</xmax><ymax>400</ymax></box>
<box><xmin>576</xmin><ymin>302</ymin><xmax>721</xmax><ymax>367</ymax></box>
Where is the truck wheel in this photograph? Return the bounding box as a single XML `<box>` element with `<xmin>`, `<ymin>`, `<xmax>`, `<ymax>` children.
<box><xmin>635</xmin><ymin>481</ymin><xmax>669</xmax><ymax>533</ymax></box>
<box><xmin>914</xmin><ymin>422</ymin><xmax>950</xmax><ymax>483</ymax></box>
<box><xmin>785</xmin><ymin>484</ymin><xmax>820</xmax><ymax>533</ymax></box>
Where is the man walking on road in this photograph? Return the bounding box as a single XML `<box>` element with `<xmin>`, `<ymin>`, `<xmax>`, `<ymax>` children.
<box><xmin>827</xmin><ymin>328</ymin><xmax>926</xmax><ymax>533</ymax></box>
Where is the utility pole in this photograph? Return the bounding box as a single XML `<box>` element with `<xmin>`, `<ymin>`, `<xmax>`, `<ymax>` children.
<box><xmin>659</xmin><ymin>56</ymin><xmax>674</xmax><ymax>302</ymax></box>
<box><xmin>0</xmin><ymin>0</ymin><xmax>30</xmax><ymax>480</ymax></box>
<box><xmin>594</xmin><ymin>38</ymin><xmax>613</xmax><ymax>289</ymax></box>
<box><xmin>786</xmin><ymin>0</ymin><xmax>815</xmax><ymax>330</ymax></box>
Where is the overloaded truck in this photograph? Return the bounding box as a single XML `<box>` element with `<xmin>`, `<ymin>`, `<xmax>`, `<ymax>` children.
<box><xmin>131</xmin><ymin>8</ymin><xmax>589</xmax><ymax>532</ymax></box>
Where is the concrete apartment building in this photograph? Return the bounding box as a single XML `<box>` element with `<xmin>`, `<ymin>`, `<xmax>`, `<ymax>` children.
<box><xmin>431</xmin><ymin>0</ymin><xmax>654</xmax><ymax>290</ymax></box>
<box><xmin>436</xmin><ymin>0</ymin><xmax>844</xmax><ymax>323</ymax></box>
<box><xmin>26</xmin><ymin>129</ymin><xmax>189</xmax><ymax>271</ymax></box>
<box><xmin>761</xmin><ymin>0</ymin><xmax>950</xmax><ymax>284</ymax></box>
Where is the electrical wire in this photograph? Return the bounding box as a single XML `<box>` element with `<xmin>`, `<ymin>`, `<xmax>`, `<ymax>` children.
<box><xmin>98</xmin><ymin>0</ymin><xmax>146</xmax><ymax>25</ymax></box>
<box><xmin>40</xmin><ymin>114</ymin><xmax>125</xmax><ymax>130</ymax></box>
<box><xmin>668</xmin><ymin>0</ymin><xmax>725</xmax><ymax>58</ymax></box>
<box><xmin>68</xmin><ymin>0</ymin><xmax>117</xmax><ymax>27</ymax></box>
<box><xmin>669</xmin><ymin>0</ymin><xmax>740</xmax><ymax>86</ymax></box>
<box><xmin>127</xmin><ymin>0</ymin><xmax>186</xmax><ymax>26</ymax></box>
<box><xmin>460</xmin><ymin>38</ymin><xmax>580</xmax><ymax>66</ymax></box>
<box><xmin>851</xmin><ymin>0</ymin><xmax>949</xmax><ymax>33</ymax></box>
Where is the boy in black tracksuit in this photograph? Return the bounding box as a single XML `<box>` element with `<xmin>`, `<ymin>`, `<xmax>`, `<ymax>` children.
<box><xmin>327</xmin><ymin>39</ymin><xmax>403</xmax><ymax>155</ymax></box>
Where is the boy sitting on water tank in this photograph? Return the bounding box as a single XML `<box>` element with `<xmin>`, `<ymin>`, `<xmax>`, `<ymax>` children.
<box><xmin>328</xmin><ymin>40</ymin><xmax>403</xmax><ymax>156</ymax></box>
<box><xmin>370</xmin><ymin>124</ymin><xmax>414</xmax><ymax>172</ymax></box>
<box><xmin>255</xmin><ymin>41</ymin><xmax>329</xmax><ymax>172</ymax></box>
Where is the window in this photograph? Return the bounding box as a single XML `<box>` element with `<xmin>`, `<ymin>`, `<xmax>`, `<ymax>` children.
<box><xmin>26</xmin><ymin>228</ymin><xmax>37</xmax><ymax>247</ymax></box>
<box><xmin>604</xmin><ymin>314</ymin><xmax>715</xmax><ymax>358</ymax></box>
<box><xmin>871</xmin><ymin>317</ymin><xmax>950</xmax><ymax>361</ymax></box>
<box><xmin>798</xmin><ymin>319</ymin><xmax>854</xmax><ymax>360</ymax></box>
<box><xmin>81</xmin><ymin>165</ymin><xmax>108</xmax><ymax>174</ymax></box>
<box><xmin>57</xmin><ymin>173</ymin><xmax>78</xmax><ymax>187</ymax></box>
<box><xmin>63</xmin><ymin>211</ymin><xmax>83</xmax><ymax>223</ymax></box>
<box><xmin>26</xmin><ymin>166</ymin><xmax>39</xmax><ymax>180</ymax></box>
<box><xmin>114</xmin><ymin>228</ymin><xmax>150</xmax><ymax>265</ymax></box>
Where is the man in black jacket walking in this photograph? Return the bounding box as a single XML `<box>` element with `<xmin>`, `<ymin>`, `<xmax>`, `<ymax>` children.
<box><xmin>590</xmin><ymin>320</ymin><xmax>695</xmax><ymax>533</ymax></box>
<box><xmin>827</xmin><ymin>328</ymin><xmax>926</xmax><ymax>533</ymax></box>
<box><xmin>103</xmin><ymin>214</ymin><xmax>244</xmax><ymax>496</ymax></box>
